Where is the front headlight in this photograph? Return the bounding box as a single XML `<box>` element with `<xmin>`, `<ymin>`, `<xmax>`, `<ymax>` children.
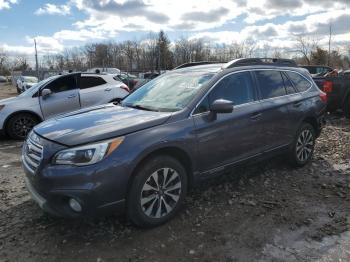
<box><xmin>53</xmin><ymin>137</ymin><xmax>124</xmax><ymax>166</ymax></box>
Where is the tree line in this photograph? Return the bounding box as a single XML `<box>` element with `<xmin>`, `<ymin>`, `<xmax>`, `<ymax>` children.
<box><xmin>0</xmin><ymin>31</ymin><xmax>349</xmax><ymax>76</ymax></box>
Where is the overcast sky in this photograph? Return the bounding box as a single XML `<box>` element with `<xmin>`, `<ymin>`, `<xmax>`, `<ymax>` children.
<box><xmin>0</xmin><ymin>0</ymin><xmax>349</xmax><ymax>56</ymax></box>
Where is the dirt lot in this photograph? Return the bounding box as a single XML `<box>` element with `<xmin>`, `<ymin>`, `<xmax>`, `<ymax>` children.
<box><xmin>0</xmin><ymin>83</ymin><xmax>350</xmax><ymax>262</ymax></box>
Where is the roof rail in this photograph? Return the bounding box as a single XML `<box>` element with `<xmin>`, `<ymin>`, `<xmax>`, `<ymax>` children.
<box><xmin>174</xmin><ymin>61</ymin><xmax>223</xmax><ymax>70</ymax></box>
<box><xmin>223</xmin><ymin>58</ymin><xmax>297</xmax><ymax>69</ymax></box>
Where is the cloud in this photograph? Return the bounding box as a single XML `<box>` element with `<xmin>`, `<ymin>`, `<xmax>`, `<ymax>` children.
<box><xmin>35</xmin><ymin>3</ymin><xmax>71</xmax><ymax>16</ymax></box>
<box><xmin>0</xmin><ymin>0</ymin><xmax>17</xmax><ymax>10</ymax></box>
<box><xmin>181</xmin><ymin>7</ymin><xmax>230</xmax><ymax>23</ymax></box>
<box><xmin>80</xmin><ymin>0</ymin><xmax>169</xmax><ymax>23</ymax></box>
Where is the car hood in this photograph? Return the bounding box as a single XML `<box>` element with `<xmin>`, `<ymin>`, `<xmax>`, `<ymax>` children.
<box><xmin>0</xmin><ymin>96</ymin><xmax>27</xmax><ymax>105</ymax></box>
<box><xmin>34</xmin><ymin>104</ymin><xmax>172</xmax><ymax>146</ymax></box>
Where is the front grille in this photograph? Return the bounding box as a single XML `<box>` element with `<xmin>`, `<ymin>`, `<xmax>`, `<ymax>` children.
<box><xmin>23</xmin><ymin>137</ymin><xmax>43</xmax><ymax>174</ymax></box>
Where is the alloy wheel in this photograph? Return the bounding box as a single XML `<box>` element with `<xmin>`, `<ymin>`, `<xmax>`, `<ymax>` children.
<box><xmin>296</xmin><ymin>129</ymin><xmax>314</xmax><ymax>162</ymax></box>
<box><xmin>12</xmin><ymin>116</ymin><xmax>36</xmax><ymax>139</ymax></box>
<box><xmin>140</xmin><ymin>167</ymin><xmax>182</xmax><ymax>218</ymax></box>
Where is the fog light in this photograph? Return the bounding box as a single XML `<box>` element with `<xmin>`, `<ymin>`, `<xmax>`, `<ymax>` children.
<box><xmin>69</xmin><ymin>198</ymin><xmax>82</xmax><ymax>212</ymax></box>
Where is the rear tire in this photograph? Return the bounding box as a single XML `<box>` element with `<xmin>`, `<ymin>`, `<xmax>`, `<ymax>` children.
<box><xmin>127</xmin><ymin>155</ymin><xmax>188</xmax><ymax>228</ymax></box>
<box><xmin>6</xmin><ymin>113</ymin><xmax>39</xmax><ymax>140</ymax></box>
<box><xmin>289</xmin><ymin>123</ymin><xmax>316</xmax><ymax>167</ymax></box>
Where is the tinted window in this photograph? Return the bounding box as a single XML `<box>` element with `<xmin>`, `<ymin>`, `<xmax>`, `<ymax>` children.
<box><xmin>282</xmin><ymin>72</ymin><xmax>297</xmax><ymax>94</ymax></box>
<box><xmin>80</xmin><ymin>76</ymin><xmax>106</xmax><ymax>89</ymax></box>
<box><xmin>209</xmin><ymin>72</ymin><xmax>255</xmax><ymax>106</ymax></box>
<box><xmin>45</xmin><ymin>75</ymin><xmax>76</xmax><ymax>93</ymax></box>
<box><xmin>286</xmin><ymin>72</ymin><xmax>311</xmax><ymax>92</ymax></box>
<box><xmin>255</xmin><ymin>71</ymin><xmax>286</xmax><ymax>99</ymax></box>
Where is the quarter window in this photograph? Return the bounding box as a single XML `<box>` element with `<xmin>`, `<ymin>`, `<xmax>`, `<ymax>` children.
<box><xmin>282</xmin><ymin>72</ymin><xmax>297</xmax><ymax>94</ymax></box>
<box><xmin>209</xmin><ymin>72</ymin><xmax>255</xmax><ymax>106</ymax></box>
<box><xmin>286</xmin><ymin>72</ymin><xmax>311</xmax><ymax>92</ymax></box>
<box><xmin>255</xmin><ymin>71</ymin><xmax>286</xmax><ymax>99</ymax></box>
<box><xmin>80</xmin><ymin>76</ymin><xmax>106</xmax><ymax>89</ymax></box>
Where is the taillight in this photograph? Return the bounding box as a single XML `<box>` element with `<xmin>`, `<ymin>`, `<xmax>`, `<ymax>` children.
<box><xmin>319</xmin><ymin>91</ymin><xmax>328</xmax><ymax>103</ymax></box>
<box><xmin>120</xmin><ymin>84</ymin><xmax>130</xmax><ymax>93</ymax></box>
<box><xmin>323</xmin><ymin>80</ymin><xmax>333</xmax><ymax>93</ymax></box>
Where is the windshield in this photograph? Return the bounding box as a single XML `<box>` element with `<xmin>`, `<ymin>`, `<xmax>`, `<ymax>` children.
<box><xmin>122</xmin><ymin>71</ymin><xmax>214</xmax><ymax>112</ymax></box>
<box><xmin>23</xmin><ymin>77</ymin><xmax>38</xmax><ymax>83</ymax></box>
<box><xmin>19</xmin><ymin>75</ymin><xmax>59</xmax><ymax>97</ymax></box>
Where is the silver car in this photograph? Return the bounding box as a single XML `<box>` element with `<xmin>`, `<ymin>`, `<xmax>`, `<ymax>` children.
<box><xmin>16</xmin><ymin>76</ymin><xmax>39</xmax><ymax>93</ymax></box>
<box><xmin>0</xmin><ymin>73</ymin><xmax>129</xmax><ymax>139</ymax></box>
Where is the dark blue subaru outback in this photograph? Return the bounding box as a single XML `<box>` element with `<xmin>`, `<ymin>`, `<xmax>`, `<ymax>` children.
<box><xmin>22</xmin><ymin>58</ymin><xmax>327</xmax><ymax>227</ymax></box>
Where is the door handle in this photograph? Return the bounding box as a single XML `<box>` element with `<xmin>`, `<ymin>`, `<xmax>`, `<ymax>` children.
<box><xmin>293</xmin><ymin>101</ymin><xmax>302</xmax><ymax>107</ymax></box>
<box><xmin>67</xmin><ymin>94</ymin><xmax>76</xmax><ymax>99</ymax></box>
<box><xmin>104</xmin><ymin>88</ymin><xmax>112</xmax><ymax>91</ymax></box>
<box><xmin>250</xmin><ymin>112</ymin><xmax>262</xmax><ymax>120</ymax></box>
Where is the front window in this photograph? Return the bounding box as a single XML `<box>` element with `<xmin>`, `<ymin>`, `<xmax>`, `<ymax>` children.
<box><xmin>122</xmin><ymin>72</ymin><xmax>214</xmax><ymax>112</ymax></box>
<box><xmin>19</xmin><ymin>76</ymin><xmax>59</xmax><ymax>97</ymax></box>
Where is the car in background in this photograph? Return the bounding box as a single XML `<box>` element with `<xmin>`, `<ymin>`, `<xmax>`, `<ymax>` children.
<box><xmin>132</xmin><ymin>72</ymin><xmax>160</xmax><ymax>91</ymax></box>
<box><xmin>87</xmin><ymin>67</ymin><xmax>121</xmax><ymax>75</ymax></box>
<box><xmin>301</xmin><ymin>65</ymin><xmax>350</xmax><ymax>117</ymax></box>
<box><xmin>343</xmin><ymin>70</ymin><xmax>350</xmax><ymax>76</ymax></box>
<box><xmin>301</xmin><ymin>65</ymin><xmax>333</xmax><ymax>77</ymax></box>
<box><xmin>16</xmin><ymin>76</ymin><xmax>39</xmax><ymax>93</ymax></box>
<box><xmin>21</xmin><ymin>58</ymin><xmax>326</xmax><ymax>227</ymax></box>
<box><xmin>115</xmin><ymin>73</ymin><xmax>139</xmax><ymax>90</ymax></box>
<box><xmin>0</xmin><ymin>76</ymin><xmax>7</xmax><ymax>83</ymax></box>
<box><xmin>0</xmin><ymin>73</ymin><xmax>129</xmax><ymax>139</ymax></box>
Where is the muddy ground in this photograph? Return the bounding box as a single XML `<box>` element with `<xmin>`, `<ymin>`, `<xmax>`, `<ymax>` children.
<box><xmin>0</xmin><ymin>83</ymin><xmax>349</xmax><ymax>262</ymax></box>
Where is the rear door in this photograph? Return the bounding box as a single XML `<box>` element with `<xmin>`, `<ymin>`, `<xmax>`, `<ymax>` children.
<box><xmin>192</xmin><ymin>71</ymin><xmax>264</xmax><ymax>173</ymax></box>
<box><xmin>39</xmin><ymin>74</ymin><xmax>80</xmax><ymax>119</ymax></box>
<box><xmin>254</xmin><ymin>70</ymin><xmax>295</xmax><ymax>151</ymax></box>
<box><xmin>79</xmin><ymin>76</ymin><xmax>111</xmax><ymax>108</ymax></box>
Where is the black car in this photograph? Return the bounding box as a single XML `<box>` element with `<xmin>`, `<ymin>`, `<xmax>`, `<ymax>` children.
<box><xmin>22</xmin><ymin>58</ymin><xmax>327</xmax><ymax>227</ymax></box>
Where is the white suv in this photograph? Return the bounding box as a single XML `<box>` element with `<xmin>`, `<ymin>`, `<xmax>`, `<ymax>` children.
<box><xmin>0</xmin><ymin>73</ymin><xmax>129</xmax><ymax>139</ymax></box>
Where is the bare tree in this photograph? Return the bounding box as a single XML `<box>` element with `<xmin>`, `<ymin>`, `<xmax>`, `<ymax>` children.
<box><xmin>294</xmin><ymin>35</ymin><xmax>319</xmax><ymax>65</ymax></box>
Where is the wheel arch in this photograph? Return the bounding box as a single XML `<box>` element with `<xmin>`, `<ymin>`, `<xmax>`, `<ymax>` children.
<box><xmin>4</xmin><ymin>110</ymin><xmax>43</xmax><ymax>135</ymax></box>
<box><xmin>127</xmin><ymin>146</ymin><xmax>195</xmax><ymax>193</ymax></box>
<box><xmin>301</xmin><ymin>116</ymin><xmax>319</xmax><ymax>136</ymax></box>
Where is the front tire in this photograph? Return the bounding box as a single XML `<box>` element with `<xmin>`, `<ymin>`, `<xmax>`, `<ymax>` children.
<box><xmin>289</xmin><ymin>123</ymin><xmax>316</xmax><ymax>167</ymax></box>
<box><xmin>6</xmin><ymin>113</ymin><xmax>39</xmax><ymax>140</ymax></box>
<box><xmin>127</xmin><ymin>156</ymin><xmax>188</xmax><ymax>228</ymax></box>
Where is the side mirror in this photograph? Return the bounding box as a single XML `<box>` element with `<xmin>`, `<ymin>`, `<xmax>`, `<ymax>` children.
<box><xmin>210</xmin><ymin>99</ymin><xmax>234</xmax><ymax>114</ymax></box>
<box><xmin>41</xmin><ymin>88</ymin><xmax>52</xmax><ymax>97</ymax></box>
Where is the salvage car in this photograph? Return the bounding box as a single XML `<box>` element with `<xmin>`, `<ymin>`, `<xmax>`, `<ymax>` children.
<box><xmin>16</xmin><ymin>76</ymin><xmax>38</xmax><ymax>93</ymax></box>
<box><xmin>0</xmin><ymin>73</ymin><xmax>129</xmax><ymax>139</ymax></box>
<box><xmin>22</xmin><ymin>58</ymin><xmax>327</xmax><ymax>227</ymax></box>
<box><xmin>302</xmin><ymin>65</ymin><xmax>350</xmax><ymax>117</ymax></box>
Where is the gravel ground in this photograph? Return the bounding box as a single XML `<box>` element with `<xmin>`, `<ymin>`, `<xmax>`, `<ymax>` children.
<box><xmin>0</xmin><ymin>84</ymin><xmax>349</xmax><ymax>261</ymax></box>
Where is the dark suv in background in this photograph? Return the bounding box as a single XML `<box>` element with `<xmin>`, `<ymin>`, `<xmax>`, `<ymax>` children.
<box><xmin>22</xmin><ymin>58</ymin><xmax>327</xmax><ymax>227</ymax></box>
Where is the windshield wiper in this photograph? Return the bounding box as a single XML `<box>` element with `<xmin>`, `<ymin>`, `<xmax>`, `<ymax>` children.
<box><xmin>126</xmin><ymin>104</ymin><xmax>159</xmax><ymax>112</ymax></box>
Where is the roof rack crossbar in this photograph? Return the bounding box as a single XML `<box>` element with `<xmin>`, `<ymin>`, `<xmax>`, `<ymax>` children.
<box><xmin>223</xmin><ymin>58</ymin><xmax>297</xmax><ymax>69</ymax></box>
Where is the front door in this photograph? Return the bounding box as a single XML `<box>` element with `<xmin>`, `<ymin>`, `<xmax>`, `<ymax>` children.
<box><xmin>39</xmin><ymin>74</ymin><xmax>81</xmax><ymax>119</ymax></box>
<box><xmin>192</xmin><ymin>71</ymin><xmax>264</xmax><ymax>173</ymax></box>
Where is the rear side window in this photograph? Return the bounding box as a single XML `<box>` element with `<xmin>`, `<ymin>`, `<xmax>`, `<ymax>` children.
<box><xmin>209</xmin><ymin>72</ymin><xmax>255</xmax><ymax>106</ymax></box>
<box><xmin>286</xmin><ymin>72</ymin><xmax>311</xmax><ymax>92</ymax></box>
<box><xmin>281</xmin><ymin>72</ymin><xmax>297</xmax><ymax>94</ymax></box>
<box><xmin>255</xmin><ymin>70</ymin><xmax>286</xmax><ymax>99</ymax></box>
<box><xmin>46</xmin><ymin>75</ymin><xmax>76</xmax><ymax>93</ymax></box>
<box><xmin>80</xmin><ymin>76</ymin><xmax>106</xmax><ymax>89</ymax></box>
